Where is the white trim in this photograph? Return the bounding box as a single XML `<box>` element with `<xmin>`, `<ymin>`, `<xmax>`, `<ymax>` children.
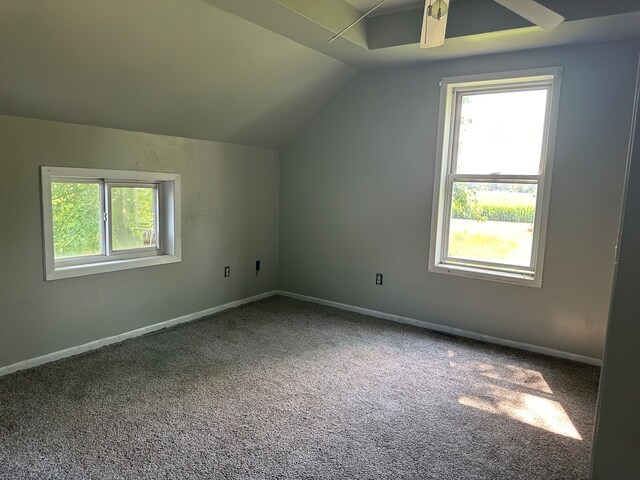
<box><xmin>428</xmin><ymin>262</ymin><xmax>535</xmax><ymax>286</ymax></box>
<box><xmin>50</xmin><ymin>254</ymin><xmax>181</xmax><ymax>280</ymax></box>
<box><xmin>428</xmin><ymin>67</ymin><xmax>562</xmax><ymax>288</ymax></box>
<box><xmin>440</xmin><ymin>67</ymin><xmax>562</xmax><ymax>88</ymax></box>
<box><xmin>0</xmin><ymin>291</ymin><xmax>277</xmax><ymax>378</ymax></box>
<box><xmin>42</xmin><ymin>166</ymin><xmax>180</xmax><ymax>182</ymax></box>
<box><xmin>277</xmin><ymin>290</ymin><xmax>601</xmax><ymax>366</ymax></box>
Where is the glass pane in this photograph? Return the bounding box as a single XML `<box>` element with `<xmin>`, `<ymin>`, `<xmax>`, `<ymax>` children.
<box><xmin>448</xmin><ymin>182</ymin><xmax>537</xmax><ymax>268</ymax></box>
<box><xmin>111</xmin><ymin>186</ymin><xmax>157</xmax><ymax>251</ymax></box>
<box><xmin>52</xmin><ymin>182</ymin><xmax>102</xmax><ymax>259</ymax></box>
<box><xmin>456</xmin><ymin>89</ymin><xmax>548</xmax><ymax>175</ymax></box>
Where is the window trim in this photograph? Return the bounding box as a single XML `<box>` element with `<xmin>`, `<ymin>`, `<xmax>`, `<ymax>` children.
<box><xmin>41</xmin><ymin>166</ymin><xmax>181</xmax><ymax>281</ymax></box>
<box><xmin>428</xmin><ymin>67</ymin><xmax>562</xmax><ymax>287</ymax></box>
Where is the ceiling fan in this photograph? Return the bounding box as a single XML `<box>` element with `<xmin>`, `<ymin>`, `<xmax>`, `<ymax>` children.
<box><xmin>329</xmin><ymin>0</ymin><xmax>565</xmax><ymax>48</ymax></box>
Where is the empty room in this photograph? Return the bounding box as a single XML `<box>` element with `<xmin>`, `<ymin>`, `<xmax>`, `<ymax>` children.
<box><xmin>1</xmin><ymin>0</ymin><xmax>639</xmax><ymax>478</ymax></box>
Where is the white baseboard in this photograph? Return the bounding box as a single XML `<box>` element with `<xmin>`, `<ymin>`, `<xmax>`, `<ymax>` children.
<box><xmin>0</xmin><ymin>288</ymin><xmax>601</xmax><ymax>378</ymax></box>
<box><xmin>0</xmin><ymin>290</ymin><xmax>277</xmax><ymax>378</ymax></box>
<box><xmin>277</xmin><ymin>290</ymin><xmax>602</xmax><ymax>366</ymax></box>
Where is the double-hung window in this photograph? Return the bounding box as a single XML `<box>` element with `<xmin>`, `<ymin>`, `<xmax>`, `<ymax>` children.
<box><xmin>41</xmin><ymin>167</ymin><xmax>181</xmax><ymax>280</ymax></box>
<box><xmin>429</xmin><ymin>68</ymin><xmax>561</xmax><ymax>287</ymax></box>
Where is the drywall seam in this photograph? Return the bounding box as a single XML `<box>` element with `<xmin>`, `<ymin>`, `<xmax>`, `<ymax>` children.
<box><xmin>0</xmin><ymin>290</ymin><xmax>278</xmax><ymax>378</ymax></box>
<box><xmin>278</xmin><ymin>290</ymin><xmax>602</xmax><ymax>366</ymax></box>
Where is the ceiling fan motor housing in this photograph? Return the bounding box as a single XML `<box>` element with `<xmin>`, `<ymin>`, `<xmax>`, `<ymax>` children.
<box><xmin>428</xmin><ymin>0</ymin><xmax>449</xmax><ymax>21</ymax></box>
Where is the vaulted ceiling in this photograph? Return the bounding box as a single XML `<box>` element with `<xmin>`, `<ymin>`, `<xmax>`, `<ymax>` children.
<box><xmin>211</xmin><ymin>0</ymin><xmax>640</xmax><ymax>67</ymax></box>
<box><xmin>0</xmin><ymin>0</ymin><xmax>355</xmax><ymax>148</ymax></box>
<box><xmin>0</xmin><ymin>0</ymin><xmax>638</xmax><ymax>148</ymax></box>
<box><xmin>345</xmin><ymin>0</ymin><xmax>423</xmax><ymax>14</ymax></box>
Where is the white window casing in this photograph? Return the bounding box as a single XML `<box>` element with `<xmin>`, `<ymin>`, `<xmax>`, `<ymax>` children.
<box><xmin>41</xmin><ymin>166</ymin><xmax>181</xmax><ymax>281</ymax></box>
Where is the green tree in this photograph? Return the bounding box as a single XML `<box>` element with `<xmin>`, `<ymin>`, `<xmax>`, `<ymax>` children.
<box><xmin>452</xmin><ymin>183</ymin><xmax>486</xmax><ymax>222</ymax></box>
<box><xmin>52</xmin><ymin>183</ymin><xmax>156</xmax><ymax>258</ymax></box>
<box><xmin>52</xmin><ymin>182</ymin><xmax>101</xmax><ymax>257</ymax></box>
<box><xmin>111</xmin><ymin>187</ymin><xmax>155</xmax><ymax>250</ymax></box>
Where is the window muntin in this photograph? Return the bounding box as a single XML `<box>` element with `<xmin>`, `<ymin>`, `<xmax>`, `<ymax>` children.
<box><xmin>41</xmin><ymin>167</ymin><xmax>181</xmax><ymax>280</ymax></box>
<box><xmin>429</xmin><ymin>69</ymin><xmax>560</xmax><ymax>286</ymax></box>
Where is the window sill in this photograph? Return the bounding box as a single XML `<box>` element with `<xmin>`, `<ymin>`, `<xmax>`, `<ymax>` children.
<box><xmin>46</xmin><ymin>255</ymin><xmax>181</xmax><ymax>281</ymax></box>
<box><xmin>429</xmin><ymin>262</ymin><xmax>541</xmax><ymax>288</ymax></box>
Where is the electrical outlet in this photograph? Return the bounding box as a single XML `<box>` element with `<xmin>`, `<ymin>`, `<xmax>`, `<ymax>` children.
<box><xmin>375</xmin><ymin>273</ymin><xmax>383</xmax><ymax>285</ymax></box>
<box><xmin>224</xmin><ymin>266</ymin><xmax>230</xmax><ymax>278</ymax></box>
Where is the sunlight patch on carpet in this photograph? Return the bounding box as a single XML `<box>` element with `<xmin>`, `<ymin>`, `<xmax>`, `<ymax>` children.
<box><xmin>475</xmin><ymin>362</ymin><xmax>552</xmax><ymax>394</ymax></box>
<box><xmin>459</xmin><ymin>384</ymin><xmax>582</xmax><ymax>440</ymax></box>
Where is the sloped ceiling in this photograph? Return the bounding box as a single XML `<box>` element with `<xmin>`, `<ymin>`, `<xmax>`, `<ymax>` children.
<box><xmin>0</xmin><ymin>0</ymin><xmax>356</xmax><ymax>148</ymax></box>
<box><xmin>211</xmin><ymin>0</ymin><xmax>640</xmax><ymax>68</ymax></box>
<box><xmin>1</xmin><ymin>0</ymin><xmax>639</xmax><ymax>148</ymax></box>
<box><xmin>345</xmin><ymin>0</ymin><xmax>422</xmax><ymax>14</ymax></box>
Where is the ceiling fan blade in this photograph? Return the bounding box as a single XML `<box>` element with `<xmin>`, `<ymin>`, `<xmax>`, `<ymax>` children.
<box><xmin>420</xmin><ymin>0</ymin><xmax>449</xmax><ymax>49</ymax></box>
<box><xmin>494</xmin><ymin>0</ymin><xmax>564</xmax><ymax>29</ymax></box>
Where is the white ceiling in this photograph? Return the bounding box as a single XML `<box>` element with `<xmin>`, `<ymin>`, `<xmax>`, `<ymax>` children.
<box><xmin>211</xmin><ymin>0</ymin><xmax>640</xmax><ymax>69</ymax></box>
<box><xmin>0</xmin><ymin>0</ymin><xmax>638</xmax><ymax>148</ymax></box>
<box><xmin>0</xmin><ymin>0</ymin><xmax>355</xmax><ymax>148</ymax></box>
<box><xmin>345</xmin><ymin>0</ymin><xmax>423</xmax><ymax>15</ymax></box>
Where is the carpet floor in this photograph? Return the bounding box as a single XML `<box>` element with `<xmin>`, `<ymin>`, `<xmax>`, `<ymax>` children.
<box><xmin>0</xmin><ymin>295</ymin><xmax>600</xmax><ymax>479</ymax></box>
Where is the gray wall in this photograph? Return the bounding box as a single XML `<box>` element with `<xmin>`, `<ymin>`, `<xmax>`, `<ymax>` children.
<box><xmin>0</xmin><ymin>0</ymin><xmax>356</xmax><ymax>148</ymax></box>
<box><xmin>0</xmin><ymin>115</ymin><xmax>279</xmax><ymax>369</ymax></box>
<box><xmin>279</xmin><ymin>40</ymin><xmax>640</xmax><ymax>359</ymax></box>
<box><xmin>590</xmin><ymin>52</ymin><xmax>640</xmax><ymax>479</ymax></box>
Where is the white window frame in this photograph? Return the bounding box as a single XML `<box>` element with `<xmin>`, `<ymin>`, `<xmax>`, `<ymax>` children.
<box><xmin>41</xmin><ymin>166</ymin><xmax>181</xmax><ymax>281</ymax></box>
<box><xmin>428</xmin><ymin>67</ymin><xmax>562</xmax><ymax>287</ymax></box>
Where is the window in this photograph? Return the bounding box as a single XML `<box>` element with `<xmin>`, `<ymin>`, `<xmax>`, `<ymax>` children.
<box><xmin>41</xmin><ymin>167</ymin><xmax>181</xmax><ymax>280</ymax></box>
<box><xmin>429</xmin><ymin>68</ymin><xmax>561</xmax><ymax>287</ymax></box>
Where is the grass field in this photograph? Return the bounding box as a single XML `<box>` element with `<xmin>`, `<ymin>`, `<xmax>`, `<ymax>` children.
<box><xmin>449</xmin><ymin>189</ymin><xmax>536</xmax><ymax>266</ymax></box>
<box><xmin>475</xmin><ymin>190</ymin><xmax>537</xmax><ymax>207</ymax></box>
<box><xmin>448</xmin><ymin>219</ymin><xmax>533</xmax><ymax>267</ymax></box>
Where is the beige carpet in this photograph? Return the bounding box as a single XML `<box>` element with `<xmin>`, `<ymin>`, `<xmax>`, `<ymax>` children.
<box><xmin>0</xmin><ymin>295</ymin><xmax>599</xmax><ymax>479</ymax></box>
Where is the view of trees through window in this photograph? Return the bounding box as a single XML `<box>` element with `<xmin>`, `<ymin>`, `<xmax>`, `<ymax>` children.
<box><xmin>52</xmin><ymin>182</ymin><xmax>101</xmax><ymax>258</ymax></box>
<box><xmin>445</xmin><ymin>88</ymin><xmax>547</xmax><ymax>269</ymax></box>
<box><xmin>51</xmin><ymin>182</ymin><xmax>156</xmax><ymax>259</ymax></box>
<box><xmin>111</xmin><ymin>187</ymin><xmax>156</xmax><ymax>251</ymax></box>
<box><xmin>449</xmin><ymin>182</ymin><xmax>537</xmax><ymax>267</ymax></box>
